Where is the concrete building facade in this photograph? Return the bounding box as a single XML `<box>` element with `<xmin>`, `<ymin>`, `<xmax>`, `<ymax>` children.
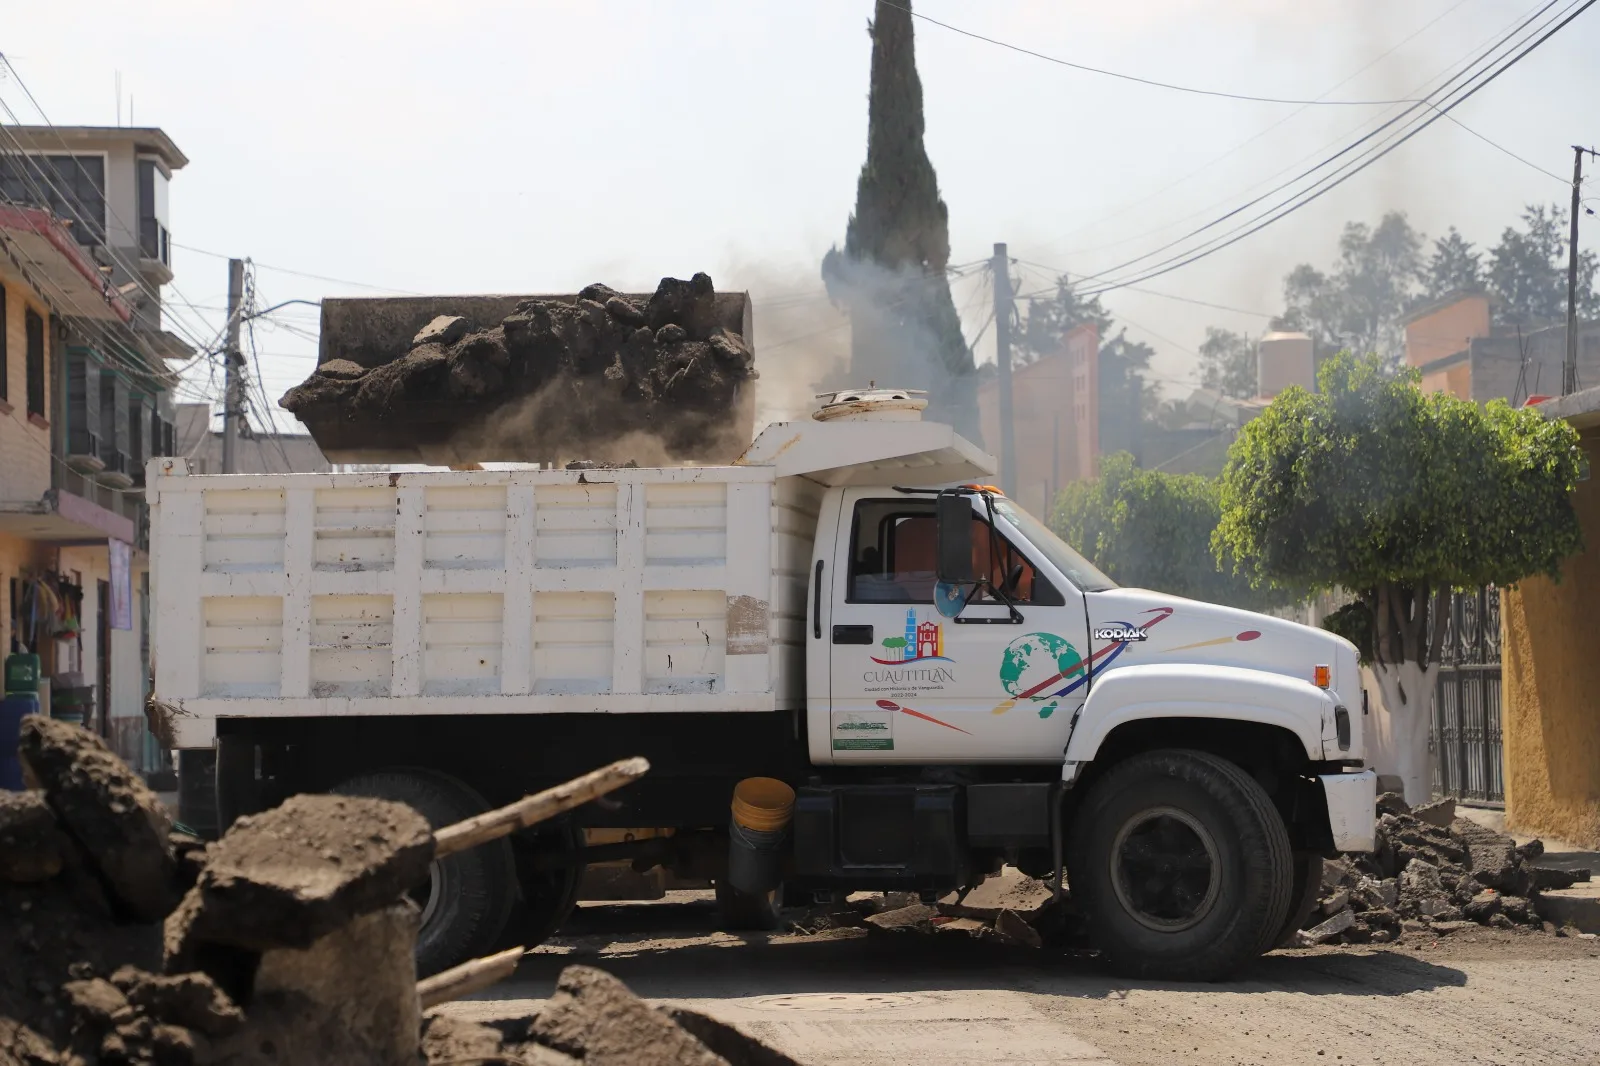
<box><xmin>0</xmin><ymin>126</ymin><xmax>190</xmax><ymax>777</ymax></box>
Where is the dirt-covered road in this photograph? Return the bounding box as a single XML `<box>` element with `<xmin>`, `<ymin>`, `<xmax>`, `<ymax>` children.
<box><xmin>442</xmin><ymin>892</ymin><xmax>1600</xmax><ymax>1066</ymax></box>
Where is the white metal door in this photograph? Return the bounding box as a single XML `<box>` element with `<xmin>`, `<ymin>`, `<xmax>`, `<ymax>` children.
<box><xmin>826</xmin><ymin>490</ymin><xmax>1087</xmax><ymax>764</ymax></box>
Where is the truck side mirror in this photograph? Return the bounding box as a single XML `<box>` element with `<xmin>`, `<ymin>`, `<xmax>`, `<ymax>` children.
<box><xmin>936</xmin><ymin>494</ymin><xmax>975</xmax><ymax>585</ymax></box>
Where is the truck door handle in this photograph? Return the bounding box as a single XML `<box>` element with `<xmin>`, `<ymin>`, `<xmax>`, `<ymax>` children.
<box><xmin>832</xmin><ymin>625</ymin><xmax>873</xmax><ymax>645</ymax></box>
<box><xmin>813</xmin><ymin>560</ymin><xmax>824</xmax><ymax>639</ymax></box>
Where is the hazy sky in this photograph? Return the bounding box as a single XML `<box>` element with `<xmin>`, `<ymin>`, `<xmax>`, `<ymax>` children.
<box><xmin>5</xmin><ymin>0</ymin><xmax>1597</xmax><ymax>428</ymax></box>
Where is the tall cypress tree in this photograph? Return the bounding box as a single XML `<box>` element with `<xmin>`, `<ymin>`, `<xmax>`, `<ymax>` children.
<box><xmin>822</xmin><ymin>0</ymin><xmax>979</xmax><ymax>442</ymax></box>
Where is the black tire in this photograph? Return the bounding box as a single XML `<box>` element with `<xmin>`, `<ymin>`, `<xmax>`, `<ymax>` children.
<box><xmin>714</xmin><ymin>879</ymin><xmax>783</xmax><ymax>931</ymax></box>
<box><xmin>1066</xmin><ymin>749</ymin><xmax>1293</xmax><ymax>981</ymax></box>
<box><xmin>506</xmin><ymin>821</ymin><xmax>585</xmax><ymax>948</ymax></box>
<box><xmin>1275</xmin><ymin>851</ymin><xmax>1326</xmax><ymax>948</ymax></box>
<box><xmin>333</xmin><ymin>768</ymin><xmax>517</xmax><ymax>978</ymax></box>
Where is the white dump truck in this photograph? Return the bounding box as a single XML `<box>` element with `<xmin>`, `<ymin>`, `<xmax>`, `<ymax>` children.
<box><xmin>148</xmin><ymin>388</ymin><xmax>1375</xmax><ymax>981</ymax></box>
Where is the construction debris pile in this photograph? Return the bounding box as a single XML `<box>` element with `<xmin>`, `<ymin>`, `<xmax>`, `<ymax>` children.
<box><xmin>279</xmin><ymin>274</ymin><xmax>757</xmax><ymax>462</ymax></box>
<box><xmin>788</xmin><ymin>867</ymin><xmax>1061</xmax><ymax>949</ymax></box>
<box><xmin>1</xmin><ymin>717</ymin><xmax>795</xmax><ymax>1066</ymax></box>
<box><xmin>1294</xmin><ymin>794</ymin><xmax>1591</xmax><ymax>946</ymax></box>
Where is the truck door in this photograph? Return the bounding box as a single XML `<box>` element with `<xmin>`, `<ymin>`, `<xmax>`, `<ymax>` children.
<box><xmin>826</xmin><ymin>490</ymin><xmax>1088</xmax><ymax>764</ymax></box>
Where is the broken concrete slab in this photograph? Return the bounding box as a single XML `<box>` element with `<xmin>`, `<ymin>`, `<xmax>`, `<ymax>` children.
<box><xmin>1411</xmin><ymin>798</ymin><xmax>1456</xmax><ymax>828</ymax></box>
<box><xmin>166</xmin><ymin>793</ymin><xmax>433</xmax><ymax>965</ymax></box>
<box><xmin>933</xmin><ymin>917</ymin><xmax>990</xmax><ymax>938</ymax></box>
<box><xmin>529</xmin><ymin>965</ymin><xmax>725</xmax><ymax>1066</ymax></box>
<box><xmin>938</xmin><ymin>866</ymin><xmax>1054</xmax><ymax>921</ymax></box>
<box><xmin>17</xmin><ymin>716</ymin><xmax>177</xmax><ymax>922</ymax></box>
<box><xmin>0</xmin><ymin>790</ymin><xmax>69</xmax><ymax>883</ymax></box>
<box><xmin>412</xmin><ymin>315</ymin><xmax>469</xmax><ymax>348</ymax></box>
<box><xmin>864</xmin><ymin>904</ymin><xmax>938</xmax><ymax>933</ymax></box>
<box><xmin>1296</xmin><ymin>908</ymin><xmax>1357</xmax><ymax>946</ymax></box>
<box><xmin>994</xmin><ymin>909</ymin><xmax>1044</xmax><ymax>948</ymax></box>
<box><xmin>1532</xmin><ymin>866</ymin><xmax>1589</xmax><ymax>891</ymax></box>
<box><xmin>1321</xmin><ymin>889</ymin><xmax>1351</xmax><ymax>916</ymax></box>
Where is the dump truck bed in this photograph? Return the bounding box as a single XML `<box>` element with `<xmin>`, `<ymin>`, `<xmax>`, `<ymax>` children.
<box><xmin>148</xmin><ymin>459</ymin><xmax>820</xmax><ymax>748</ymax></box>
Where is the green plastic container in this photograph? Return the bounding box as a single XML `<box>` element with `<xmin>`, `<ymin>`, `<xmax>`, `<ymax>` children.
<box><xmin>5</xmin><ymin>654</ymin><xmax>40</xmax><ymax>695</ymax></box>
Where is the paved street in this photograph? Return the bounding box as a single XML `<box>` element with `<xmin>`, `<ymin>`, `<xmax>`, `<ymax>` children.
<box><xmin>441</xmin><ymin>893</ymin><xmax>1600</xmax><ymax>1066</ymax></box>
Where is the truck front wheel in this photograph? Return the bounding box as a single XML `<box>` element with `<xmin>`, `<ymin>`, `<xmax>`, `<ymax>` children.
<box><xmin>1066</xmin><ymin>749</ymin><xmax>1293</xmax><ymax>981</ymax></box>
<box><xmin>333</xmin><ymin>768</ymin><xmax>517</xmax><ymax>977</ymax></box>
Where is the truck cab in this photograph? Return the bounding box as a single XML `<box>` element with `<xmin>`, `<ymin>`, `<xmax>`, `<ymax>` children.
<box><xmin>153</xmin><ymin>388</ymin><xmax>1374</xmax><ymax>983</ymax></box>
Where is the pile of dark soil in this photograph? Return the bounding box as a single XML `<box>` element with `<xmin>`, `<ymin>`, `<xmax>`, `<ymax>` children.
<box><xmin>280</xmin><ymin>275</ymin><xmax>757</xmax><ymax>463</ymax></box>
<box><xmin>3</xmin><ymin>717</ymin><xmax>799</xmax><ymax>1066</ymax></box>
<box><xmin>1294</xmin><ymin>795</ymin><xmax>1590</xmax><ymax>946</ymax></box>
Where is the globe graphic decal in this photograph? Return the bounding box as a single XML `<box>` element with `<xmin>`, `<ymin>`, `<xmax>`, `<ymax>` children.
<box><xmin>999</xmin><ymin>633</ymin><xmax>1082</xmax><ymax>719</ymax></box>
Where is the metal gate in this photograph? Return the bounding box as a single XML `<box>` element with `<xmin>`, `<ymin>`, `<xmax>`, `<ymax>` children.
<box><xmin>1430</xmin><ymin>586</ymin><xmax>1504</xmax><ymax>805</ymax></box>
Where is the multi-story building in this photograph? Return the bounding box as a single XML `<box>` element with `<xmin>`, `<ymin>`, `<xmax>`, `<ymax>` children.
<box><xmin>0</xmin><ymin>126</ymin><xmax>189</xmax><ymax>776</ymax></box>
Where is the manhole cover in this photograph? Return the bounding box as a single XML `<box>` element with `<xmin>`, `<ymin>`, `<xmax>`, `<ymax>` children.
<box><xmin>746</xmin><ymin>992</ymin><xmax>924</xmax><ymax>1012</ymax></box>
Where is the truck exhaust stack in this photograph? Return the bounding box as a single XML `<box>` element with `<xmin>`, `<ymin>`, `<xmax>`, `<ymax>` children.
<box><xmin>280</xmin><ymin>273</ymin><xmax>756</xmax><ymax>466</ymax></box>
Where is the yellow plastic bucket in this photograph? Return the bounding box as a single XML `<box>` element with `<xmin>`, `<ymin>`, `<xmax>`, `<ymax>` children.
<box><xmin>731</xmin><ymin>777</ymin><xmax>795</xmax><ymax>833</ymax></box>
<box><xmin>727</xmin><ymin>778</ymin><xmax>795</xmax><ymax>895</ymax></box>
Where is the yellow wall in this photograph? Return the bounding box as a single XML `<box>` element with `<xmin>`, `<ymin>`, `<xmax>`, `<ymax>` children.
<box><xmin>0</xmin><ymin>270</ymin><xmax>56</xmax><ymax>502</ymax></box>
<box><xmin>1502</xmin><ymin>424</ymin><xmax>1600</xmax><ymax>847</ymax></box>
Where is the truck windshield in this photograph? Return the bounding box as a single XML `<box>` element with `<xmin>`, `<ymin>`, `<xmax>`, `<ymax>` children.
<box><xmin>993</xmin><ymin>497</ymin><xmax>1117</xmax><ymax>592</ymax></box>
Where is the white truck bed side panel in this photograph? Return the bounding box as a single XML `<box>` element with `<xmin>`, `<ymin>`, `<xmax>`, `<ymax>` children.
<box><xmin>771</xmin><ymin>476</ymin><xmax>824</xmax><ymax>710</ymax></box>
<box><xmin>149</xmin><ymin>461</ymin><xmax>782</xmax><ymax>736</ymax></box>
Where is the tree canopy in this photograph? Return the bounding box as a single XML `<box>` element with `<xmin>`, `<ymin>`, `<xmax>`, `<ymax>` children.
<box><xmin>1488</xmin><ymin>202</ymin><xmax>1600</xmax><ymax>328</ymax></box>
<box><xmin>1052</xmin><ymin>452</ymin><xmax>1293</xmax><ymax>612</ymax></box>
<box><xmin>1212</xmin><ymin>350</ymin><xmax>1582</xmax><ymax>802</ymax></box>
<box><xmin>821</xmin><ymin>0</ymin><xmax>977</xmax><ymax>440</ymax></box>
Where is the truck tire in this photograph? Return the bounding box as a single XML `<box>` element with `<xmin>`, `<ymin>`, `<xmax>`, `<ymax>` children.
<box><xmin>1274</xmin><ymin>851</ymin><xmax>1325</xmax><ymax>948</ymax></box>
<box><xmin>506</xmin><ymin>822</ymin><xmax>585</xmax><ymax>948</ymax></box>
<box><xmin>333</xmin><ymin>768</ymin><xmax>516</xmax><ymax>978</ymax></box>
<box><xmin>714</xmin><ymin>880</ymin><xmax>783</xmax><ymax>931</ymax></box>
<box><xmin>1066</xmin><ymin>749</ymin><xmax>1293</xmax><ymax>981</ymax></box>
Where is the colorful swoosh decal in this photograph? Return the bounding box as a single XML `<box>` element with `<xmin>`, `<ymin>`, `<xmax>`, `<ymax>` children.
<box><xmin>876</xmin><ymin>698</ymin><xmax>972</xmax><ymax>735</ymax></box>
<box><xmin>1042</xmin><ymin>606</ymin><xmax>1175</xmax><ymax>699</ymax></box>
<box><xmin>1162</xmin><ymin>629</ymin><xmax>1261</xmax><ymax>653</ymax></box>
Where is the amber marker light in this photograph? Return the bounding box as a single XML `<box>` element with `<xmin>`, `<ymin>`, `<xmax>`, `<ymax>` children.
<box><xmin>1314</xmin><ymin>664</ymin><xmax>1331</xmax><ymax>688</ymax></box>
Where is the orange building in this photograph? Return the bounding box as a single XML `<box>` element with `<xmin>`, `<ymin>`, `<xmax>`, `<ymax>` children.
<box><xmin>976</xmin><ymin>323</ymin><xmax>1099</xmax><ymax>518</ymax></box>
<box><xmin>1403</xmin><ymin>292</ymin><xmax>1492</xmax><ymax>399</ymax></box>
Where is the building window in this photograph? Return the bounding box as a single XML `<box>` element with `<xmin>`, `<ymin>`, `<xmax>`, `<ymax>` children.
<box><xmin>24</xmin><ymin>309</ymin><xmax>45</xmax><ymax>419</ymax></box>
<box><xmin>0</xmin><ymin>284</ymin><xmax>7</xmax><ymax>403</ymax></box>
<box><xmin>137</xmin><ymin>159</ymin><xmax>171</xmax><ymax>265</ymax></box>
<box><xmin>0</xmin><ymin>154</ymin><xmax>107</xmax><ymax>245</ymax></box>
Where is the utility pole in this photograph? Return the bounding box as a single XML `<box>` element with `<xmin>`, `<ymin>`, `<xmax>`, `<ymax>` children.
<box><xmin>992</xmin><ymin>242</ymin><xmax>1016</xmax><ymax>496</ymax></box>
<box><xmin>1565</xmin><ymin>147</ymin><xmax>1598</xmax><ymax>396</ymax></box>
<box><xmin>222</xmin><ymin>257</ymin><xmax>244</xmax><ymax>474</ymax></box>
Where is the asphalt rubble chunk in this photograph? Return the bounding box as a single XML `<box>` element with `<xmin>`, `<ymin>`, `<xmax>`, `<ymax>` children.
<box><xmin>1292</xmin><ymin>791</ymin><xmax>1589</xmax><ymax>946</ymax></box>
<box><xmin>1</xmin><ymin>716</ymin><xmax>802</xmax><ymax>1066</ymax></box>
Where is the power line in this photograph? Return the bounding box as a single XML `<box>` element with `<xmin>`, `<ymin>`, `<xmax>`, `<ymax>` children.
<box><xmin>171</xmin><ymin>240</ymin><xmax>425</xmax><ymax>296</ymax></box>
<box><xmin>1012</xmin><ymin>260</ymin><xmax>1276</xmax><ymax>319</ymax></box>
<box><xmin>1433</xmin><ymin>108</ymin><xmax>1571</xmax><ymax>183</ymax></box>
<box><xmin>880</xmin><ymin>1</ymin><xmax>1432</xmax><ymax>106</ymax></box>
<box><xmin>1069</xmin><ymin>0</ymin><xmax>1594</xmax><ymax>298</ymax></box>
<box><xmin>1036</xmin><ymin>0</ymin><xmax>1481</xmax><ymax>254</ymax></box>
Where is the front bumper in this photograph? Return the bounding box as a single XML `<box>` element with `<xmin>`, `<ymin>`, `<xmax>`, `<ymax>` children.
<box><xmin>1320</xmin><ymin>769</ymin><xmax>1378</xmax><ymax>852</ymax></box>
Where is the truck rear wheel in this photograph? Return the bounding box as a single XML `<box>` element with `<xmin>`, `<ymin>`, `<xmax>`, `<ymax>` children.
<box><xmin>333</xmin><ymin>768</ymin><xmax>516</xmax><ymax>977</ymax></box>
<box><xmin>506</xmin><ymin>822</ymin><xmax>585</xmax><ymax>948</ymax></box>
<box><xmin>1066</xmin><ymin>749</ymin><xmax>1293</xmax><ymax>981</ymax></box>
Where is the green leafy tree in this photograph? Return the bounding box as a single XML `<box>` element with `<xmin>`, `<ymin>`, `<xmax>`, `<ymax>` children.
<box><xmin>1198</xmin><ymin>327</ymin><xmax>1257</xmax><ymax>400</ymax></box>
<box><xmin>1272</xmin><ymin>212</ymin><xmax>1424</xmax><ymax>361</ymax></box>
<box><xmin>1488</xmin><ymin>202</ymin><xmax>1600</xmax><ymax>328</ymax></box>
<box><xmin>822</xmin><ymin>0</ymin><xmax>978</xmax><ymax>441</ymax></box>
<box><xmin>1213</xmin><ymin>352</ymin><xmax>1583</xmax><ymax>802</ymax></box>
<box><xmin>1422</xmin><ymin>226</ymin><xmax>1484</xmax><ymax>301</ymax></box>
<box><xmin>1052</xmin><ymin>452</ymin><xmax>1294</xmax><ymax>612</ymax></box>
<box><xmin>1016</xmin><ymin>275</ymin><xmax>1113</xmax><ymax>365</ymax></box>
